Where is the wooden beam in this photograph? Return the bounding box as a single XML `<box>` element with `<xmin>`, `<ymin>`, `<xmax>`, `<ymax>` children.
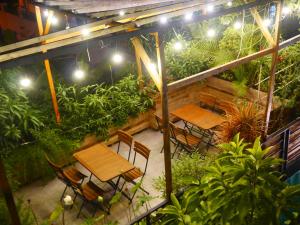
<box><xmin>131</xmin><ymin>37</ymin><xmax>162</xmax><ymax>92</ymax></box>
<box><xmin>0</xmin><ymin>159</ymin><xmax>21</xmax><ymax>225</ymax></box>
<box><xmin>158</xmin><ymin>31</ymin><xmax>173</xmax><ymax>200</ymax></box>
<box><xmin>151</xmin><ymin>32</ymin><xmax>162</xmax><ymax>78</ymax></box>
<box><xmin>246</xmin><ymin>0</ymin><xmax>275</xmax><ymax>46</ymax></box>
<box><xmin>168</xmin><ymin>47</ymin><xmax>275</xmax><ymax>91</ymax></box>
<box><xmin>264</xmin><ymin>0</ymin><xmax>282</xmax><ymax>135</ymax></box>
<box><xmin>35</xmin><ymin>6</ymin><xmax>44</xmax><ymax>36</ymax></box>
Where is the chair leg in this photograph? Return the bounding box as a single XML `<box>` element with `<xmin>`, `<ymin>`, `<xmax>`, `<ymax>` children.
<box><xmin>172</xmin><ymin>144</ymin><xmax>179</xmax><ymax>158</ymax></box>
<box><xmin>117</xmin><ymin>141</ymin><xmax>121</xmax><ymax>154</ymax></box>
<box><xmin>77</xmin><ymin>201</ymin><xmax>85</xmax><ymax>218</ymax></box>
<box><xmin>60</xmin><ymin>184</ymin><xmax>68</xmax><ymax>201</ymax></box>
<box><xmin>160</xmin><ymin>145</ymin><xmax>164</xmax><ymax>153</ymax></box>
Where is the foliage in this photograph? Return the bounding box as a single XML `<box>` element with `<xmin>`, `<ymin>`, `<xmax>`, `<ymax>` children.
<box><xmin>57</xmin><ymin>75</ymin><xmax>154</xmax><ymax>140</ymax></box>
<box><xmin>158</xmin><ymin>134</ymin><xmax>300</xmax><ymax>225</ymax></box>
<box><xmin>219</xmin><ymin>102</ymin><xmax>264</xmax><ymax>143</ymax></box>
<box><xmin>153</xmin><ymin>153</ymin><xmax>215</xmax><ymax>197</ymax></box>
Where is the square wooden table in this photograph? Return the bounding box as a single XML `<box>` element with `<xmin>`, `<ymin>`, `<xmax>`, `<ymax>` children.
<box><xmin>171</xmin><ymin>104</ymin><xmax>225</xmax><ymax>130</ymax></box>
<box><xmin>73</xmin><ymin>143</ymin><xmax>134</xmax><ymax>182</ymax></box>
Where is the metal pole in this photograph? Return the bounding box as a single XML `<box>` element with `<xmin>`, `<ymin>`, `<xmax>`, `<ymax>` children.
<box><xmin>0</xmin><ymin>158</ymin><xmax>21</xmax><ymax>225</ymax></box>
<box><xmin>157</xmin><ymin>31</ymin><xmax>172</xmax><ymax>200</ymax></box>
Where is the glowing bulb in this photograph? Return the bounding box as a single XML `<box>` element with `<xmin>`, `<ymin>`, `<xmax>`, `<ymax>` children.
<box><xmin>207</xmin><ymin>4</ymin><xmax>214</xmax><ymax>13</ymax></box>
<box><xmin>160</xmin><ymin>16</ymin><xmax>168</xmax><ymax>24</ymax></box>
<box><xmin>73</xmin><ymin>69</ymin><xmax>85</xmax><ymax>80</ymax></box>
<box><xmin>149</xmin><ymin>63</ymin><xmax>157</xmax><ymax>73</ymax></box>
<box><xmin>263</xmin><ymin>18</ymin><xmax>271</xmax><ymax>27</ymax></box>
<box><xmin>282</xmin><ymin>6</ymin><xmax>291</xmax><ymax>15</ymax></box>
<box><xmin>227</xmin><ymin>1</ymin><xmax>232</xmax><ymax>7</ymax></box>
<box><xmin>207</xmin><ymin>29</ymin><xmax>216</xmax><ymax>38</ymax></box>
<box><xmin>184</xmin><ymin>12</ymin><xmax>193</xmax><ymax>21</ymax></box>
<box><xmin>112</xmin><ymin>53</ymin><xmax>123</xmax><ymax>64</ymax></box>
<box><xmin>234</xmin><ymin>21</ymin><xmax>242</xmax><ymax>29</ymax></box>
<box><xmin>51</xmin><ymin>16</ymin><xmax>58</xmax><ymax>25</ymax></box>
<box><xmin>119</xmin><ymin>10</ymin><xmax>125</xmax><ymax>16</ymax></box>
<box><xmin>20</xmin><ymin>78</ymin><xmax>31</xmax><ymax>88</ymax></box>
<box><xmin>81</xmin><ymin>29</ymin><xmax>90</xmax><ymax>36</ymax></box>
<box><xmin>44</xmin><ymin>10</ymin><xmax>49</xmax><ymax>17</ymax></box>
<box><xmin>173</xmin><ymin>41</ymin><xmax>183</xmax><ymax>51</ymax></box>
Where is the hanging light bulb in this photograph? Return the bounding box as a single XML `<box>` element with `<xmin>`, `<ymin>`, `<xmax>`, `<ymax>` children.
<box><xmin>112</xmin><ymin>53</ymin><xmax>123</xmax><ymax>64</ymax></box>
<box><xmin>263</xmin><ymin>18</ymin><xmax>271</xmax><ymax>27</ymax></box>
<box><xmin>20</xmin><ymin>78</ymin><xmax>32</xmax><ymax>88</ymax></box>
<box><xmin>282</xmin><ymin>6</ymin><xmax>291</xmax><ymax>15</ymax></box>
<box><xmin>184</xmin><ymin>12</ymin><xmax>193</xmax><ymax>21</ymax></box>
<box><xmin>119</xmin><ymin>10</ymin><xmax>125</xmax><ymax>16</ymax></box>
<box><xmin>227</xmin><ymin>1</ymin><xmax>232</xmax><ymax>7</ymax></box>
<box><xmin>149</xmin><ymin>63</ymin><xmax>157</xmax><ymax>74</ymax></box>
<box><xmin>51</xmin><ymin>16</ymin><xmax>58</xmax><ymax>25</ymax></box>
<box><xmin>81</xmin><ymin>28</ymin><xmax>90</xmax><ymax>36</ymax></box>
<box><xmin>207</xmin><ymin>29</ymin><xmax>216</xmax><ymax>38</ymax></box>
<box><xmin>173</xmin><ymin>41</ymin><xmax>183</xmax><ymax>51</ymax></box>
<box><xmin>44</xmin><ymin>9</ymin><xmax>49</xmax><ymax>17</ymax></box>
<box><xmin>73</xmin><ymin>69</ymin><xmax>85</xmax><ymax>80</ymax></box>
<box><xmin>206</xmin><ymin>4</ymin><xmax>214</xmax><ymax>13</ymax></box>
<box><xmin>160</xmin><ymin>16</ymin><xmax>168</xmax><ymax>24</ymax></box>
<box><xmin>234</xmin><ymin>21</ymin><xmax>242</xmax><ymax>29</ymax></box>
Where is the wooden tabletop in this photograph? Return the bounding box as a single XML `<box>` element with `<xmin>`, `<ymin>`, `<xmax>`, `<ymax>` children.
<box><xmin>73</xmin><ymin>143</ymin><xmax>134</xmax><ymax>182</ymax></box>
<box><xmin>171</xmin><ymin>104</ymin><xmax>225</xmax><ymax>130</ymax></box>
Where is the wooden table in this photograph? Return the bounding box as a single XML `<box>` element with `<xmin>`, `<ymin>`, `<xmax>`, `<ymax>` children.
<box><xmin>171</xmin><ymin>104</ymin><xmax>225</xmax><ymax>130</ymax></box>
<box><xmin>73</xmin><ymin>143</ymin><xmax>134</xmax><ymax>182</ymax></box>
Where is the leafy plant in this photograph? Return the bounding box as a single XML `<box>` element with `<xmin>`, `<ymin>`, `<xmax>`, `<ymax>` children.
<box><xmin>158</xmin><ymin>134</ymin><xmax>300</xmax><ymax>225</ymax></box>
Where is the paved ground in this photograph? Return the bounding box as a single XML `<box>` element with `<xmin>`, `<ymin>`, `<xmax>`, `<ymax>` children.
<box><xmin>17</xmin><ymin>122</ymin><xmax>215</xmax><ymax>225</ymax></box>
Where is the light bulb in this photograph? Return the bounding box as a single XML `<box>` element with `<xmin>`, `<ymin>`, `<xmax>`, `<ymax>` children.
<box><xmin>44</xmin><ymin>10</ymin><xmax>49</xmax><ymax>17</ymax></box>
<box><xmin>119</xmin><ymin>10</ymin><xmax>125</xmax><ymax>16</ymax></box>
<box><xmin>112</xmin><ymin>53</ymin><xmax>123</xmax><ymax>64</ymax></box>
<box><xmin>207</xmin><ymin>4</ymin><xmax>214</xmax><ymax>13</ymax></box>
<box><xmin>282</xmin><ymin>6</ymin><xmax>291</xmax><ymax>15</ymax></box>
<box><xmin>207</xmin><ymin>29</ymin><xmax>216</xmax><ymax>38</ymax></box>
<box><xmin>81</xmin><ymin>29</ymin><xmax>90</xmax><ymax>36</ymax></box>
<box><xmin>20</xmin><ymin>78</ymin><xmax>31</xmax><ymax>88</ymax></box>
<box><xmin>74</xmin><ymin>69</ymin><xmax>85</xmax><ymax>80</ymax></box>
<box><xmin>149</xmin><ymin>63</ymin><xmax>157</xmax><ymax>73</ymax></box>
<box><xmin>234</xmin><ymin>21</ymin><xmax>242</xmax><ymax>29</ymax></box>
<box><xmin>51</xmin><ymin>16</ymin><xmax>58</xmax><ymax>25</ymax></box>
<box><xmin>184</xmin><ymin>12</ymin><xmax>193</xmax><ymax>21</ymax></box>
<box><xmin>227</xmin><ymin>1</ymin><xmax>232</xmax><ymax>7</ymax></box>
<box><xmin>173</xmin><ymin>41</ymin><xmax>183</xmax><ymax>51</ymax></box>
<box><xmin>160</xmin><ymin>16</ymin><xmax>168</xmax><ymax>24</ymax></box>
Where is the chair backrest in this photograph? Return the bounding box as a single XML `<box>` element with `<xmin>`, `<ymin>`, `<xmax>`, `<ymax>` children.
<box><xmin>154</xmin><ymin>114</ymin><xmax>164</xmax><ymax>133</ymax></box>
<box><xmin>133</xmin><ymin>141</ymin><xmax>151</xmax><ymax>174</ymax></box>
<box><xmin>44</xmin><ymin>154</ymin><xmax>66</xmax><ymax>181</ymax></box>
<box><xmin>169</xmin><ymin>122</ymin><xmax>189</xmax><ymax>144</ymax></box>
<box><xmin>117</xmin><ymin>130</ymin><xmax>133</xmax><ymax>147</ymax></box>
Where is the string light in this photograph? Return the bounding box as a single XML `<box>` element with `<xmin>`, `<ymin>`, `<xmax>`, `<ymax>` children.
<box><xmin>227</xmin><ymin>1</ymin><xmax>232</xmax><ymax>7</ymax></box>
<box><xmin>119</xmin><ymin>10</ymin><xmax>125</xmax><ymax>16</ymax></box>
<box><xmin>43</xmin><ymin>10</ymin><xmax>49</xmax><ymax>17</ymax></box>
<box><xmin>81</xmin><ymin>29</ymin><xmax>90</xmax><ymax>36</ymax></box>
<box><xmin>282</xmin><ymin>6</ymin><xmax>291</xmax><ymax>15</ymax></box>
<box><xmin>20</xmin><ymin>78</ymin><xmax>32</xmax><ymax>88</ymax></box>
<box><xmin>73</xmin><ymin>69</ymin><xmax>85</xmax><ymax>80</ymax></box>
<box><xmin>149</xmin><ymin>63</ymin><xmax>157</xmax><ymax>74</ymax></box>
<box><xmin>184</xmin><ymin>12</ymin><xmax>193</xmax><ymax>21</ymax></box>
<box><xmin>206</xmin><ymin>4</ymin><xmax>214</xmax><ymax>13</ymax></box>
<box><xmin>160</xmin><ymin>16</ymin><xmax>168</xmax><ymax>24</ymax></box>
<box><xmin>112</xmin><ymin>53</ymin><xmax>123</xmax><ymax>64</ymax></box>
<box><xmin>207</xmin><ymin>29</ymin><xmax>216</xmax><ymax>38</ymax></box>
<box><xmin>234</xmin><ymin>21</ymin><xmax>242</xmax><ymax>29</ymax></box>
<box><xmin>263</xmin><ymin>18</ymin><xmax>271</xmax><ymax>27</ymax></box>
<box><xmin>51</xmin><ymin>16</ymin><xmax>58</xmax><ymax>25</ymax></box>
<box><xmin>173</xmin><ymin>41</ymin><xmax>183</xmax><ymax>51</ymax></box>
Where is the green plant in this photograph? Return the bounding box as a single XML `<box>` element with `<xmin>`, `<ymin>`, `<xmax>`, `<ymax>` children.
<box><xmin>158</xmin><ymin>134</ymin><xmax>300</xmax><ymax>225</ymax></box>
<box><xmin>153</xmin><ymin>153</ymin><xmax>215</xmax><ymax>197</ymax></box>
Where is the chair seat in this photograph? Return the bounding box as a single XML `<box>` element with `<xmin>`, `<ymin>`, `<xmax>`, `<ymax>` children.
<box><xmin>176</xmin><ymin>133</ymin><xmax>201</xmax><ymax>146</ymax></box>
<box><xmin>82</xmin><ymin>181</ymin><xmax>105</xmax><ymax>201</ymax></box>
<box><xmin>63</xmin><ymin>167</ymin><xmax>85</xmax><ymax>184</ymax></box>
<box><xmin>123</xmin><ymin>167</ymin><xmax>143</xmax><ymax>182</ymax></box>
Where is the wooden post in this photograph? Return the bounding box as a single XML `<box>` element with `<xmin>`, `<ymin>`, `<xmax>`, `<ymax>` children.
<box><xmin>157</xmin><ymin>31</ymin><xmax>172</xmax><ymax>200</ymax></box>
<box><xmin>264</xmin><ymin>0</ymin><xmax>282</xmax><ymax>136</ymax></box>
<box><xmin>151</xmin><ymin>32</ymin><xmax>162</xmax><ymax>77</ymax></box>
<box><xmin>134</xmin><ymin>49</ymin><xmax>143</xmax><ymax>89</ymax></box>
<box><xmin>35</xmin><ymin>6</ymin><xmax>61</xmax><ymax>123</ymax></box>
<box><xmin>0</xmin><ymin>158</ymin><xmax>21</xmax><ymax>225</ymax></box>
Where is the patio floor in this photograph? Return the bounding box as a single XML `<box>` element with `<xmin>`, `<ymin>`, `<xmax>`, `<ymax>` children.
<box><xmin>17</xmin><ymin>122</ymin><xmax>214</xmax><ymax>225</ymax></box>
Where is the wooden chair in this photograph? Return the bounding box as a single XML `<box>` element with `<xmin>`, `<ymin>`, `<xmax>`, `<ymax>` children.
<box><xmin>120</xmin><ymin>141</ymin><xmax>150</xmax><ymax>203</ymax></box>
<box><xmin>169</xmin><ymin>122</ymin><xmax>202</xmax><ymax>158</ymax></box>
<box><xmin>116</xmin><ymin>130</ymin><xmax>133</xmax><ymax>161</ymax></box>
<box><xmin>72</xmin><ymin>181</ymin><xmax>116</xmax><ymax>218</ymax></box>
<box><xmin>154</xmin><ymin>114</ymin><xmax>176</xmax><ymax>153</ymax></box>
<box><xmin>45</xmin><ymin>154</ymin><xmax>87</xmax><ymax>201</ymax></box>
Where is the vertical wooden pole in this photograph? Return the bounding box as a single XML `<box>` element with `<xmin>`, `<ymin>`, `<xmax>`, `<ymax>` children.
<box><xmin>152</xmin><ymin>32</ymin><xmax>162</xmax><ymax>77</ymax></box>
<box><xmin>157</xmin><ymin>31</ymin><xmax>172</xmax><ymax>200</ymax></box>
<box><xmin>35</xmin><ymin>6</ymin><xmax>61</xmax><ymax>123</ymax></box>
<box><xmin>134</xmin><ymin>49</ymin><xmax>143</xmax><ymax>89</ymax></box>
<box><xmin>264</xmin><ymin>0</ymin><xmax>282</xmax><ymax>136</ymax></box>
<box><xmin>0</xmin><ymin>158</ymin><xmax>21</xmax><ymax>225</ymax></box>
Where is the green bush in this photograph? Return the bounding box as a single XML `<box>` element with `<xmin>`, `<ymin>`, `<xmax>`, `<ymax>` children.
<box><xmin>158</xmin><ymin>134</ymin><xmax>300</xmax><ymax>225</ymax></box>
